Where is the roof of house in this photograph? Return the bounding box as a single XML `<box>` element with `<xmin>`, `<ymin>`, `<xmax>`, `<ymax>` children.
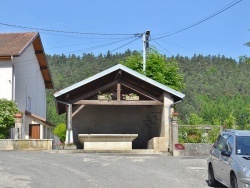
<box><xmin>25</xmin><ymin>110</ymin><xmax>55</xmax><ymax>127</ymax></box>
<box><xmin>0</xmin><ymin>32</ymin><xmax>53</xmax><ymax>89</ymax></box>
<box><xmin>54</xmin><ymin>64</ymin><xmax>185</xmax><ymax>114</ymax></box>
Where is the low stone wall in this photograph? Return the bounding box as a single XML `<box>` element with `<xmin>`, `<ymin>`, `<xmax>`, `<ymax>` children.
<box><xmin>0</xmin><ymin>139</ymin><xmax>53</xmax><ymax>150</ymax></box>
<box><xmin>147</xmin><ymin>137</ymin><xmax>167</xmax><ymax>152</ymax></box>
<box><xmin>174</xmin><ymin>143</ymin><xmax>213</xmax><ymax>156</ymax></box>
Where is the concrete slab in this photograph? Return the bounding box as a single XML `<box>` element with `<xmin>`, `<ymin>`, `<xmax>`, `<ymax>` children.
<box><xmin>78</xmin><ymin>134</ymin><xmax>138</xmax><ymax>150</ymax></box>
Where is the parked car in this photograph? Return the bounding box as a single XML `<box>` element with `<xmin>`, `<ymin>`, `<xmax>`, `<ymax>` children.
<box><xmin>207</xmin><ymin>129</ymin><xmax>250</xmax><ymax>188</ymax></box>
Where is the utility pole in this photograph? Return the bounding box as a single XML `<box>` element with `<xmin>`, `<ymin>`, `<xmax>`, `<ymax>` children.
<box><xmin>142</xmin><ymin>30</ymin><xmax>150</xmax><ymax>73</ymax></box>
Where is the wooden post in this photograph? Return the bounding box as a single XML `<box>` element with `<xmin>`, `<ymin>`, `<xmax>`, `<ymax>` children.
<box><xmin>117</xmin><ymin>83</ymin><xmax>121</xmax><ymax>101</ymax></box>
<box><xmin>65</xmin><ymin>104</ymin><xmax>73</xmax><ymax>144</ymax></box>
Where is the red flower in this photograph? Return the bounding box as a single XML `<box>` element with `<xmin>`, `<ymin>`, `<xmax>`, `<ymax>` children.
<box><xmin>172</xmin><ymin>112</ymin><xmax>178</xmax><ymax>117</ymax></box>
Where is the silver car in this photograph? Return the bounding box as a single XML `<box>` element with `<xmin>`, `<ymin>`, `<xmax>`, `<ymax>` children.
<box><xmin>207</xmin><ymin>130</ymin><xmax>250</xmax><ymax>188</ymax></box>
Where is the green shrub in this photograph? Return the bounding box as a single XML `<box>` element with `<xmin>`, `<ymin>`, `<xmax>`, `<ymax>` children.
<box><xmin>179</xmin><ymin>126</ymin><xmax>202</xmax><ymax>143</ymax></box>
<box><xmin>0</xmin><ymin>99</ymin><xmax>18</xmax><ymax>138</ymax></box>
<box><xmin>179</xmin><ymin>125</ymin><xmax>220</xmax><ymax>143</ymax></box>
<box><xmin>208</xmin><ymin>126</ymin><xmax>221</xmax><ymax>143</ymax></box>
<box><xmin>52</xmin><ymin>123</ymin><xmax>66</xmax><ymax>142</ymax></box>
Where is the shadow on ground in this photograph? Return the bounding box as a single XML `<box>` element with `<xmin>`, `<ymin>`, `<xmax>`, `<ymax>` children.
<box><xmin>205</xmin><ymin>180</ymin><xmax>227</xmax><ymax>188</ymax></box>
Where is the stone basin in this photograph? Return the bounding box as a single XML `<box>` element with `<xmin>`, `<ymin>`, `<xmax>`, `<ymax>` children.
<box><xmin>78</xmin><ymin>134</ymin><xmax>138</xmax><ymax>150</ymax></box>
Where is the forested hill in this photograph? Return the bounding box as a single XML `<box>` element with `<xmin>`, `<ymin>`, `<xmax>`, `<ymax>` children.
<box><xmin>47</xmin><ymin>50</ymin><xmax>134</xmax><ymax>91</ymax></box>
<box><xmin>46</xmin><ymin>51</ymin><xmax>250</xmax><ymax>129</ymax></box>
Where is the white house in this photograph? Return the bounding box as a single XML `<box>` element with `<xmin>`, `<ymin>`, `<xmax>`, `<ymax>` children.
<box><xmin>0</xmin><ymin>32</ymin><xmax>54</xmax><ymax>140</ymax></box>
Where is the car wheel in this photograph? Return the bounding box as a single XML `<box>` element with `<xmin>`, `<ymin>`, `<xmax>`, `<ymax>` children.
<box><xmin>230</xmin><ymin>174</ymin><xmax>238</xmax><ymax>188</ymax></box>
<box><xmin>208</xmin><ymin>164</ymin><xmax>219</xmax><ymax>187</ymax></box>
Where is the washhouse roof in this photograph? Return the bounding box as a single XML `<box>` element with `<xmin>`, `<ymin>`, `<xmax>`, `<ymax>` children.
<box><xmin>54</xmin><ymin>64</ymin><xmax>185</xmax><ymax>114</ymax></box>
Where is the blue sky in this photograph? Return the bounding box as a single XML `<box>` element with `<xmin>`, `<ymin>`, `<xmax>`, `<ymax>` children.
<box><xmin>0</xmin><ymin>0</ymin><xmax>249</xmax><ymax>60</ymax></box>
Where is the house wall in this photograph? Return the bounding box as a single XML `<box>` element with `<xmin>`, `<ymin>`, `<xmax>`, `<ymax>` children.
<box><xmin>11</xmin><ymin>44</ymin><xmax>47</xmax><ymax>140</ymax></box>
<box><xmin>13</xmin><ymin>44</ymin><xmax>46</xmax><ymax>119</ymax></box>
<box><xmin>72</xmin><ymin>105</ymin><xmax>158</xmax><ymax>149</ymax></box>
<box><xmin>24</xmin><ymin>115</ymin><xmax>53</xmax><ymax>139</ymax></box>
<box><xmin>0</xmin><ymin>60</ymin><xmax>13</xmax><ymax>100</ymax></box>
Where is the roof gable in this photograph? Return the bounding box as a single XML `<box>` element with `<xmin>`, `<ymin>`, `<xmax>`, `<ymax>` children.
<box><xmin>54</xmin><ymin>64</ymin><xmax>185</xmax><ymax>100</ymax></box>
<box><xmin>0</xmin><ymin>32</ymin><xmax>53</xmax><ymax>89</ymax></box>
<box><xmin>0</xmin><ymin>32</ymin><xmax>37</xmax><ymax>56</ymax></box>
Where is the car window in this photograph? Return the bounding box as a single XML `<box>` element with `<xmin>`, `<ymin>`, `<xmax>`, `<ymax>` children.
<box><xmin>215</xmin><ymin>134</ymin><xmax>229</xmax><ymax>151</ymax></box>
<box><xmin>236</xmin><ymin>136</ymin><xmax>250</xmax><ymax>155</ymax></box>
<box><xmin>223</xmin><ymin>135</ymin><xmax>233</xmax><ymax>153</ymax></box>
<box><xmin>213</xmin><ymin>134</ymin><xmax>221</xmax><ymax>148</ymax></box>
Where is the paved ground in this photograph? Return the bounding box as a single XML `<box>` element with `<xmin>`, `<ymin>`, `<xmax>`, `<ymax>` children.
<box><xmin>0</xmin><ymin>151</ymin><xmax>226</xmax><ymax>188</ymax></box>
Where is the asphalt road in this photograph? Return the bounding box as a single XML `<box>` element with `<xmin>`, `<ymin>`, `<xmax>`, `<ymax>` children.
<box><xmin>0</xmin><ymin>151</ymin><xmax>226</xmax><ymax>188</ymax></box>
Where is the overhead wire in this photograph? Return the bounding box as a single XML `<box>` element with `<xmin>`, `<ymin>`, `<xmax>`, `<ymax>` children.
<box><xmin>151</xmin><ymin>39</ymin><xmax>173</xmax><ymax>56</ymax></box>
<box><xmin>63</xmin><ymin>36</ymin><xmax>138</xmax><ymax>54</ymax></box>
<box><xmin>0</xmin><ymin>22</ymin><xmax>141</xmax><ymax>36</ymax></box>
<box><xmin>110</xmin><ymin>37</ymin><xmax>140</xmax><ymax>53</ymax></box>
<box><xmin>155</xmin><ymin>38</ymin><xmax>202</xmax><ymax>54</ymax></box>
<box><xmin>47</xmin><ymin>37</ymin><xmax>137</xmax><ymax>50</ymax></box>
<box><xmin>152</xmin><ymin>0</ymin><xmax>243</xmax><ymax>40</ymax></box>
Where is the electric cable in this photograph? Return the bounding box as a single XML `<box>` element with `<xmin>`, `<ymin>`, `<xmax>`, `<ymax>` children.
<box><xmin>0</xmin><ymin>22</ymin><xmax>142</xmax><ymax>36</ymax></box>
<box><xmin>63</xmin><ymin>36</ymin><xmax>138</xmax><ymax>54</ymax></box>
<box><xmin>153</xmin><ymin>0</ymin><xmax>243</xmax><ymax>40</ymax></box>
<box><xmin>110</xmin><ymin>38</ymin><xmax>140</xmax><ymax>53</ymax></box>
<box><xmin>151</xmin><ymin>39</ymin><xmax>173</xmax><ymax>56</ymax></box>
<box><xmin>155</xmin><ymin>38</ymin><xmax>202</xmax><ymax>54</ymax></box>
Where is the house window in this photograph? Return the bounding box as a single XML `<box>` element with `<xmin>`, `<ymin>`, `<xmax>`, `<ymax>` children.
<box><xmin>26</xmin><ymin>96</ymin><xmax>32</xmax><ymax>112</ymax></box>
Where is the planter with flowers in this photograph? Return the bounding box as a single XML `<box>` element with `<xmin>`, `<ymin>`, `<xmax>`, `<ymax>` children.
<box><xmin>122</xmin><ymin>93</ymin><xmax>139</xmax><ymax>101</ymax></box>
<box><xmin>14</xmin><ymin>111</ymin><xmax>23</xmax><ymax>119</ymax></box>
<box><xmin>14</xmin><ymin>111</ymin><xmax>23</xmax><ymax>123</ymax></box>
<box><xmin>97</xmin><ymin>92</ymin><xmax>113</xmax><ymax>101</ymax></box>
<box><xmin>172</xmin><ymin>112</ymin><xmax>179</xmax><ymax>121</ymax></box>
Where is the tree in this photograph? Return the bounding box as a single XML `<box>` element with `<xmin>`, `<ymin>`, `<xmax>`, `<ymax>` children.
<box><xmin>0</xmin><ymin>99</ymin><xmax>18</xmax><ymax>138</ymax></box>
<box><xmin>188</xmin><ymin>113</ymin><xmax>204</xmax><ymax>125</ymax></box>
<box><xmin>52</xmin><ymin>123</ymin><xmax>66</xmax><ymax>142</ymax></box>
<box><xmin>120</xmin><ymin>50</ymin><xmax>185</xmax><ymax>91</ymax></box>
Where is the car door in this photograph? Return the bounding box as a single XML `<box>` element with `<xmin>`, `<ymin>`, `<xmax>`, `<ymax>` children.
<box><xmin>211</xmin><ymin>134</ymin><xmax>229</xmax><ymax>180</ymax></box>
<box><xmin>220</xmin><ymin>135</ymin><xmax>233</xmax><ymax>185</ymax></box>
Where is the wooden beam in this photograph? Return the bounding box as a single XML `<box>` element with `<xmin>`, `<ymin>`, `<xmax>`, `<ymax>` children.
<box><xmin>40</xmin><ymin>66</ymin><xmax>48</xmax><ymax>70</ymax></box>
<box><xmin>35</xmin><ymin>50</ymin><xmax>44</xmax><ymax>54</ymax></box>
<box><xmin>70</xmin><ymin>80</ymin><xmax>118</xmax><ymax>103</ymax></box>
<box><xmin>74</xmin><ymin>100</ymin><xmax>163</xmax><ymax>106</ymax></box>
<box><xmin>120</xmin><ymin>80</ymin><xmax>161</xmax><ymax>101</ymax></box>
<box><xmin>0</xmin><ymin>56</ymin><xmax>11</xmax><ymax>60</ymax></box>
<box><xmin>72</xmin><ymin>105</ymin><xmax>85</xmax><ymax>117</ymax></box>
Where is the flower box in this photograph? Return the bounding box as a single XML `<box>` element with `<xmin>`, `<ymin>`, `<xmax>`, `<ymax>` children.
<box><xmin>97</xmin><ymin>95</ymin><xmax>109</xmax><ymax>101</ymax></box>
<box><xmin>97</xmin><ymin>92</ymin><xmax>113</xmax><ymax>101</ymax></box>
<box><xmin>14</xmin><ymin>113</ymin><xmax>23</xmax><ymax>118</ymax></box>
<box><xmin>125</xmin><ymin>95</ymin><xmax>139</xmax><ymax>101</ymax></box>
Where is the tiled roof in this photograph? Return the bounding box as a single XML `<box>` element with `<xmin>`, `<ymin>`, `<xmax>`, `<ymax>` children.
<box><xmin>0</xmin><ymin>32</ymin><xmax>53</xmax><ymax>89</ymax></box>
<box><xmin>0</xmin><ymin>32</ymin><xmax>38</xmax><ymax>56</ymax></box>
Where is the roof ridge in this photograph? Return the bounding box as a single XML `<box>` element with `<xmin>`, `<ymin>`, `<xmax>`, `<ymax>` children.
<box><xmin>0</xmin><ymin>31</ymin><xmax>38</xmax><ymax>35</ymax></box>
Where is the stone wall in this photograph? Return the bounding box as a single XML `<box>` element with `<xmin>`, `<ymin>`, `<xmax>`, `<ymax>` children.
<box><xmin>175</xmin><ymin>143</ymin><xmax>213</xmax><ymax>156</ymax></box>
<box><xmin>0</xmin><ymin>139</ymin><xmax>53</xmax><ymax>150</ymax></box>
